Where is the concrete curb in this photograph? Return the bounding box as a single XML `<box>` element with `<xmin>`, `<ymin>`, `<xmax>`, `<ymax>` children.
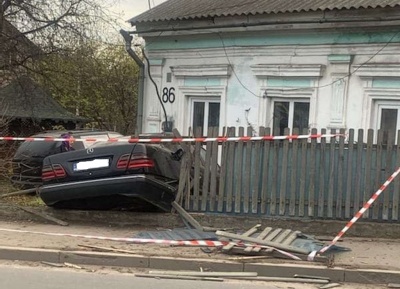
<box><xmin>0</xmin><ymin>246</ymin><xmax>399</xmax><ymax>284</ymax></box>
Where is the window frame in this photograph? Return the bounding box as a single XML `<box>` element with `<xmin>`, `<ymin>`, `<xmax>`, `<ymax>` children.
<box><xmin>272</xmin><ymin>99</ymin><xmax>310</xmax><ymax>135</ymax></box>
<box><xmin>189</xmin><ymin>97</ymin><xmax>221</xmax><ymax>136</ymax></box>
<box><xmin>373</xmin><ymin>100</ymin><xmax>400</xmax><ymax>142</ymax></box>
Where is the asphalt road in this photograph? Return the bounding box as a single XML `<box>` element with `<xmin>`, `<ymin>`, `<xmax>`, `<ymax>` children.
<box><xmin>0</xmin><ymin>261</ymin><xmax>390</xmax><ymax>289</ymax></box>
<box><xmin>0</xmin><ymin>263</ymin><xmax>288</xmax><ymax>289</ymax></box>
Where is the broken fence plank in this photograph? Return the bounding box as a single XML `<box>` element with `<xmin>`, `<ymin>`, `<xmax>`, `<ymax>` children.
<box><xmin>228</xmin><ymin>256</ymin><xmax>272</xmax><ymax>261</ymax></box>
<box><xmin>15</xmin><ymin>206</ymin><xmax>69</xmax><ymax>226</ymax></box>
<box><xmin>319</xmin><ymin>283</ymin><xmax>342</xmax><ymax>289</ymax></box>
<box><xmin>41</xmin><ymin>261</ymin><xmax>64</xmax><ymax>268</ymax></box>
<box><xmin>149</xmin><ymin>270</ymin><xmax>257</xmax><ymax>277</ymax></box>
<box><xmin>216</xmin><ymin>230</ymin><xmax>310</xmax><ymax>255</ymax></box>
<box><xmin>78</xmin><ymin>244</ymin><xmax>137</xmax><ymax>254</ymax></box>
<box><xmin>293</xmin><ymin>274</ymin><xmax>330</xmax><ymax>281</ymax></box>
<box><xmin>171</xmin><ymin>201</ymin><xmax>203</xmax><ymax>231</ymax></box>
<box><xmin>135</xmin><ymin>273</ymin><xmax>224</xmax><ymax>282</ymax></box>
<box><xmin>228</xmin><ymin>276</ymin><xmax>329</xmax><ymax>284</ymax></box>
<box><xmin>0</xmin><ymin>188</ymin><xmax>38</xmax><ymax>198</ymax></box>
<box><xmin>281</xmin><ymin>231</ymin><xmax>300</xmax><ymax>245</ymax></box>
<box><xmin>222</xmin><ymin>224</ymin><xmax>261</xmax><ymax>252</ymax></box>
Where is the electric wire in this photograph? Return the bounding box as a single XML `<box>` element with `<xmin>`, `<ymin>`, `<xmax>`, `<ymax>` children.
<box><xmin>218</xmin><ymin>30</ymin><xmax>400</xmax><ymax>96</ymax></box>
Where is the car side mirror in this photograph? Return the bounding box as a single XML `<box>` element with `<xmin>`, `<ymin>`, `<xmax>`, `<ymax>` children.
<box><xmin>171</xmin><ymin>148</ymin><xmax>184</xmax><ymax>161</ymax></box>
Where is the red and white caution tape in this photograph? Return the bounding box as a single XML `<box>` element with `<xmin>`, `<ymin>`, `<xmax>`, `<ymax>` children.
<box><xmin>315</xmin><ymin>167</ymin><xmax>400</xmax><ymax>256</ymax></box>
<box><xmin>0</xmin><ymin>134</ymin><xmax>344</xmax><ymax>144</ymax></box>
<box><xmin>0</xmin><ymin>227</ymin><xmax>301</xmax><ymax>261</ymax></box>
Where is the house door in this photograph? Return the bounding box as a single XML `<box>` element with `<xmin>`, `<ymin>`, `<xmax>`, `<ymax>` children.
<box><xmin>190</xmin><ymin>97</ymin><xmax>220</xmax><ymax>136</ymax></box>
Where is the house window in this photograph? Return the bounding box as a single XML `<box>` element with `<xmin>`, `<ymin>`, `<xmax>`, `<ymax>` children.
<box><xmin>190</xmin><ymin>98</ymin><xmax>220</xmax><ymax>136</ymax></box>
<box><xmin>273</xmin><ymin>100</ymin><xmax>310</xmax><ymax>135</ymax></box>
<box><xmin>376</xmin><ymin>103</ymin><xmax>400</xmax><ymax>143</ymax></box>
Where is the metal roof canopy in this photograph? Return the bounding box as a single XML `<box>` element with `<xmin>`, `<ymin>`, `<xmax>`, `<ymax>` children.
<box><xmin>129</xmin><ymin>0</ymin><xmax>400</xmax><ymax>24</ymax></box>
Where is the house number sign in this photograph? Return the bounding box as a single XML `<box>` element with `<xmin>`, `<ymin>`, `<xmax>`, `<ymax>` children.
<box><xmin>162</xmin><ymin>87</ymin><xmax>175</xmax><ymax>103</ymax></box>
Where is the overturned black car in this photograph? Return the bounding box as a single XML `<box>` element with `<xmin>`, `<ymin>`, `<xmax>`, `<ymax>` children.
<box><xmin>39</xmin><ymin>140</ymin><xmax>183</xmax><ymax>212</ymax></box>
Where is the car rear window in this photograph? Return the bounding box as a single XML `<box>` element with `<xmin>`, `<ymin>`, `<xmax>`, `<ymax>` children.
<box><xmin>14</xmin><ymin>141</ymin><xmax>60</xmax><ymax>158</ymax></box>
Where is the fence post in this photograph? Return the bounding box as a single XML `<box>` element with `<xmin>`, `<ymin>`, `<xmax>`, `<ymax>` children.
<box><xmin>260</xmin><ymin>127</ymin><xmax>271</xmax><ymax>215</ymax></box>
<box><xmin>345</xmin><ymin>129</ymin><xmax>354</xmax><ymax>218</ymax></box>
<box><xmin>393</xmin><ymin>131</ymin><xmax>400</xmax><ymax>220</ymax></box>
<box><xmin>308</xmin><ymin>128</ymin><xmax>317</xmax><ymax>217</ymax></box>
<box><xmin>234</xmin><ymin>127</ymin><xmax>245</xmax><ymax>213</ymax></box>
<box><xmin>289</xmin><ymin>128</ymin><xmax>299</xmax><ymax>217</ymax></box>
<box><xmin>318</xmin><ymin>128</ymin><xmax>327</xmax><ymax>218</ymax></box>
<box><xmin>298</xmin><ymin>128</ymin><xmax>308</xmax><ymax>217</ymax></box>
<box><xmin>327</xmin><ymin>129</ymin><xmax>336</xmax><ymax>218</ymax></box>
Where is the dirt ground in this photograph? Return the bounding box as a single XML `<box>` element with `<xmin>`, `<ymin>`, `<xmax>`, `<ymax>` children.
<box><xmin>0</xmin><ymin>184</ymin><xmax>399</xmax><ymax>275</ymax></box>
<box><xmin>0</xmin><ymin>216</ymin><xmax>399</xmax><ymax>274</ymax></box>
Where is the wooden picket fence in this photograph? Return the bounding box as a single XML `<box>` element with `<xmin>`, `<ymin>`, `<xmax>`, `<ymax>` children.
<box><xmin>175</xmin><ymin>127</ymin><xmax>400</xmax><ymax>221</ymax></box>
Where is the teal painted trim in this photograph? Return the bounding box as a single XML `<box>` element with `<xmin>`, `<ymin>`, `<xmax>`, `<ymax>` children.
<box><xmin>184</xmin><ymin>77</ymin><xmax>221</xmax><ymax>86</ymax></box>
<box><xmin>267</xmin><ymin>77</ymin><xmax>311</xmax><ymax>87</ymax></box>
<box><xmin>373</xmin><ymin>78</ymin><xmax>400</xmax><ymax>88</ymax></box>
<box><xmin>149</xmin><ymin>58</ymin><xmax>164</xmax><ymax>65</ymax></box>
<box><xmin>147</xmin><ymin>31</ymin><xmax>400</xmax><ymax>51</ymax></box>
<box><xmin>328</xmin><ymin>54</ymin><xmax>352</xmax><ymax>63</ymax></box>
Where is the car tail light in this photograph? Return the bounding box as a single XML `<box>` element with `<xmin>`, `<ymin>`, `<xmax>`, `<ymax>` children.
<box><xmin>128</xmin><ymin>155</ymin><xmax>155</xmax><ymax>169</ymax></box>
<box><xmin>117</xmin><ymin>153</ymin><xmax>154</xmax><ymax>170</ymax></box>
<box><xmin>117</xmin><ymin>154</ymin><xmax>130</xmax><ymax>169</ymax></box>
<box><xmin>42</xmin><ymin>164</ymin><xmax>66</xmax><ymax>181</ymax></box>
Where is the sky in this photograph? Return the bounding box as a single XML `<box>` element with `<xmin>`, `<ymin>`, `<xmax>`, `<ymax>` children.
<box><xmin>110</xmin><ymin>0</ymin><xmax>167</xmax><ymax>28</ymax></box>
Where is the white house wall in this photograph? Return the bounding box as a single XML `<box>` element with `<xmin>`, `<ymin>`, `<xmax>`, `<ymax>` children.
<box><xmin>139</xmin><ymin>29</ymin><xmax>400</xmax><ymax>136</ymax></box>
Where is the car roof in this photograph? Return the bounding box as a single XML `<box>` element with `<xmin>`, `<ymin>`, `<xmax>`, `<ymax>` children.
<box><xmin>31</xmin><ymin>130</ymin><xmax>122</xmax><ymax>138</ymax></box>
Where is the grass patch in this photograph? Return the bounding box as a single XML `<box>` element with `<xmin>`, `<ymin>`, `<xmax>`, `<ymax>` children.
<box><xmin>3</xmin><ymin>194</ymin><xmax>45</xmax><ymax>207</ymax></box>
<box><xmin>0</xmin><ymin>178</ymin><xmax>45</xmax><ymax>207</ymax></box>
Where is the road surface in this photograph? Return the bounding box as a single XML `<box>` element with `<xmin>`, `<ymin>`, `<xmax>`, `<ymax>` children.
<box><xmin>0</xmin><ymin>261</ymin><xmax>387</xmax><ymax>289</ymax></box>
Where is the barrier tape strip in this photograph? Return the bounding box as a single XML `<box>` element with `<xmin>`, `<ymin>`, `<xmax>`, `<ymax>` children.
<box><xmin>313</xmin><ymin>167</ymin><xmax>400</xmax><ymax>257</ymax></box>
<box><xmin>0</xmin><ymin>134</ymin><xmax>345</xmax><ymax>144</ymax></box>
<box><xmin>0</xmin><ymin>227</ymin><xmax>301</xmax><ymax>260</ymax></box>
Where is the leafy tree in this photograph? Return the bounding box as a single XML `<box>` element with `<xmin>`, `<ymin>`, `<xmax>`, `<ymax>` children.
<box><xmin>1</xmin><ymin>0</ymin><xmax>118</xmax><ymax>71</ymax></box>
<box><xmin>35</xmin><ymin>42</ymin><xmax>139</xmax><ymax>135</ymax></box>
<box><xmin>1</xmin><ymin>0</ymin><xmax>140</xmax><ymax>135</ymax></box>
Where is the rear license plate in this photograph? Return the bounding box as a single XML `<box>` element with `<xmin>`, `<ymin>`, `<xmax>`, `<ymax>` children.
<box><xmin>73</xmin><ymin>158</ymin><xmax>110</xmax><ymax>171</ymax></box>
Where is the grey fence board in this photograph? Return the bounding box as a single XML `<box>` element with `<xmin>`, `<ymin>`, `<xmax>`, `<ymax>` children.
<box><xmin>201</xmin><ymin>128</ymin><xmax>213</xmax><ymax>211</ymax></box>
<box><xmin>243</xmin><ymin>127</ymin><xmax>253</xmax><ymax>213</ymax></box>
<box><xmin>260</xmin><ymin>127</ymin><xmax>271</xmax><ymax>214</ymax></box>
<box><xmin>393</xmin><ymin>133</ymin><xmax>400</xmax><ymax>220</ymax></box>
<box><xmin>217</xmin><ymin>128</ymin><xmax>228</xmax><ymax>212</ymax></box>
<box><xmin>308</xmin><ymin>128</ymin><xmax>317</xmax><ymax>217</ymax></box>
<box><xmin>298</xmin><ymin>128</ymin><xmax>308</xmax><ymax>217</ymax></box>
<box><xmin>318</xmin><ymin>128</ymin><xmax>327</xmax><ymax>218</ymax></box>
<box><xmin>345</xmin><ymin>129</ymin><xmax>354</xmax><ymax>218</ymax></box>
<box><xmin>225</xmin><ymin>127</ymin><xmax>236</xmax><ymax>212</ymax></box>
<box><xmin>192</xmin><ymin>127</ymin><xmax>202</xmax><ymax>211</ymax></box>
<box><xmin>251</xmin><ymin>128</ymin><xmax>263</xmax><ymax>214</ymax></box>
<box><xmin>354</xmin><ymin>129</ymin><xmax>363</xmax><ymax>213</ymax></box>
<box><xmin>365</xmin><ymin>129</ymin><xmax>373</xmax><ymax>219</ymax></box>
<box><xmin>383</xmin><ymin>132</ymin><xmax>395</xmax><ymax>220</ymax></box>
<box><xmin>327</xmin><ymin>129</ymin><xmax>336</xmax><ymax>218</ymax></box>
<box><xmin>270</xmin><ymin>134</ymin><xmax>279</xmax><ymax>216</ymax></box>
<box><xmin>185</xmin><ymin>126</ymin><xmax>400</xmax><ymax>222</ymax></box>
<box><xmin>209</xmin><ymin>127</ymin><xmax>219</xmax><ymax>212</ymax></box>
<box><xmin>373</xmin><ymin>130</ymin><xmax>384</xmax><ymax>219</ymax></box>
<box><xmin>289</xmin><ymin>128</ymin><xmax>299</xmax><ymax>217</ymax></box>
<box><xmin>336</xmin><ymin>128</ymin><xmax>345</xmax><ymax>219</ymax></box>
<box><xmin>279</xmin><ymin>128</ymin><xmax>290</xmax><ymax>216</ymax></box>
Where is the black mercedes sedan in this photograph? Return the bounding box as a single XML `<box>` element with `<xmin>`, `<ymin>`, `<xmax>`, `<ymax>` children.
<box><xmin>39</xmin><ymin>140</ymin><xmax>183</xmax><ymax>212</ymax></box>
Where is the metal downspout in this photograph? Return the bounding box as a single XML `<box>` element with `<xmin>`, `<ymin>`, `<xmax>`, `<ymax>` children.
<box><xmin>120</xmin><ymin>29</ymin><xmax>144</xmax><ymax>135</ymax></box>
